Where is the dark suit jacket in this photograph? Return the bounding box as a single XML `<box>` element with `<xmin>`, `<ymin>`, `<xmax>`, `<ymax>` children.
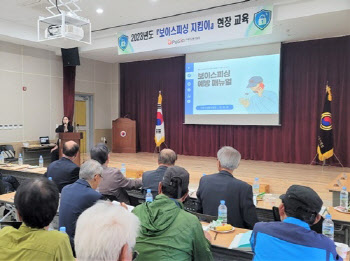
<box><xmin>142</xmin><ymin>165</ymin><xmax>168</xmax><ymax>197</ymax></box>
<box><xmin>59</xmin><ymin>179</ymin><xmax>103</xmax><ymax>252</ymax></box>
<box><xmin>196</xmin><ymin>170</ymin><xmax>258</xmax><ymax>229</ymax></box>
<box><xmin>54</xmin><ymin>125</ymin><xmax>73</xmax><ymax>147</ymax></box>
<box><xmin>55</xmin><ymin>125</ymin><xmax>73</xmax><ymax>133</ymax></box>
<box><xmin>44</xmin><ymin>157</ymin><xmax>79</xmax><ymax>192</ymax></box>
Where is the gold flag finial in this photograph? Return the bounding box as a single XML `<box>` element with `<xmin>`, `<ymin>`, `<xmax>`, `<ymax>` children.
<box><xmin>158</xmin><ymin>91</ymin><xmax>162</xmax><ymax>104</ymax></box>
<box><xmin>326</xmin><ymin>84</ymin><xmax>332</xmax><ymax>101</ymax></box>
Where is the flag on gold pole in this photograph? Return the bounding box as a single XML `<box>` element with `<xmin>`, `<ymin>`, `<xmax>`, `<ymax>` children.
<box><xmin>155</xmin><ymin>91</ymin><xmax>165</xmax><ymax>147</ymax></box>
<box><xmin>317</xmin><ymin>85</ymin><xmax>334</xmax><ymax>161</ymax></box>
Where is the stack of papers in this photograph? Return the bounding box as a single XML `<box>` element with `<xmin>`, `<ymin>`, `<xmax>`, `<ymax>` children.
<box><xmin>112</xmin><ymin>201</ymin><xmax>135</xmax><ymax>212</ymax></box>
<box><xmin>229</xmin><ymin>230</ymin><xmax>252</xmax><ymax>251</ymax></box>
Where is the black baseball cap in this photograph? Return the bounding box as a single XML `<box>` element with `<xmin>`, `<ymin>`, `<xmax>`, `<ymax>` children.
<box><xmin>162</xmin><ymin>166</ymin><xmax>189</xmax><ymax>197</ymax></box>
<box><xmin>280</xmin><ymin>185</ymin><xmax>323</xmax><ymax>213</ymax></box>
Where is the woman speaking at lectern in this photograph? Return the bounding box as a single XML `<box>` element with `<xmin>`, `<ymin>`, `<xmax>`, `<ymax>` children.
<box><xmin>50</xmin><ymin>116</ymin><xmax>73</xmax><ymax>162</ymax></box>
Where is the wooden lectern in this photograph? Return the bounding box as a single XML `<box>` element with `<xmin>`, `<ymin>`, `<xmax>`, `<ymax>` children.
<box><xmin>58</xmin><ymin>132</ymin><xmax>83</xmax><ymax>166</ymax></box>
<box><xmin>112</xmin><ymin>118</ymin><xmax>136</xmax><ymax>153</ymax></box>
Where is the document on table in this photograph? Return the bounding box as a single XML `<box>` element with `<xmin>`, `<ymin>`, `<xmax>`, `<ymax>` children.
<box><xmin>229</xmin><ymin>230</ymin><xmax>252</xmax><ymax>251</ymax></box>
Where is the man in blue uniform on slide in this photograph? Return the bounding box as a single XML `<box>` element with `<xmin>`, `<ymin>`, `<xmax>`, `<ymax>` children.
<box><xmin>239</xmin><ymin>76</ymin><xmax>278</xmax><ymax>114</ymax></box>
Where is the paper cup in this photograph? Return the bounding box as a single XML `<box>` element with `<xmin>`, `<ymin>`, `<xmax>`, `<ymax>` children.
<box><xmin>335</xmin><ymin>242</ymin><xmax>350</xmax><ymax>259</ymax></box>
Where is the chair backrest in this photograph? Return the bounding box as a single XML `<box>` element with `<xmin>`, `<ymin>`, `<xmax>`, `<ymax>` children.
<box><xmin>211</xmin><ymin>245</ymin><xmax>253</xmax><ymax>261</ymax></box>
<box><xmin>0</xmin><ymin>221</ymin><xmax>22</xmax><ymax>229</ymax></box>
<box><xmin>0</xmin><ymin>145</ymin><xmax>16</xmax><ymax>158</ymax></box>
<box><xmin>183</xmin><ymin>196</ymin><xmax>199</xmax><ymax>212</ymax></box>
<box><xmin>102</xmin><ymin>194</ymin><xmax>118</xmax><ymax>202</ymax></box>
<box><xmin>272</xmin><ymin>206</ymin><xmax>281</xmax><ymax>221</ymax></box>
<box><xmin>129</xmin><ymin>195</ymin><xmax>145</xmax><ymax>206</ymax></box>
<box><xmin>0</xmin><ymin>179</ymin><xmax>5</xmax><ymax>195</ymax></box>
<box><xmin>310</xmin><ymin>216</ymin><xmax>324</xmax><ymax>234</ymax></box>
<box><xmin>187</xmin><ymin>210</ymin><xmax>217</xmax><ymax>223</ymax></box>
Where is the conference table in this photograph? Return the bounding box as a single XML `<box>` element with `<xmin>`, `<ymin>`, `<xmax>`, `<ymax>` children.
<box><xmin>2</xmin><ymin>163</ymin><xmax>350</xmax><ymax>246</ymax></box>
<box><xmin>201</xmin><ymin>221</ymin><xmax>253</xmax><ymax>260</ymax></box>
<box><xmin>185</xmin><ymin>188</ymin><xmax>350</xmax><ymax>246</ymax></box>
<box><xmin>0</xmin><ymin>163</ymin><xmax>46</xmax><ymax>184</ymax></box>
<box><xmin>0</xmin><ymin>191</ymin><xmax>16</xmax><ymax>222</ymax></box>
<box><xmin>0</xmin><ymin>191</ymin><xmax>15</xmax><ymax>205</ymax></box>
<box><xmin>21</xmin><ymin>144</ymin><xmax>56</xmax><ymax>165</ymax></box>
<box><xmin>0</xmin><ymin>189</ymin><xmax>349</xmax><ymax>260</ymax></box>
<box><xmin>206</xmin><ymin>225</ymin><xmax>249</xmax><ymax>248</ymax></box>
<box><xmin>328</xmin><ymin>173</ymin><xmax>350</xmax><ymax>206</ymax></box>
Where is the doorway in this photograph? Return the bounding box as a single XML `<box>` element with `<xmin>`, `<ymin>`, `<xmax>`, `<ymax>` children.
<box><xmin>74</xmin><ymin>94</ymin><xmax>93</xmax><ymax>153</ymax></box>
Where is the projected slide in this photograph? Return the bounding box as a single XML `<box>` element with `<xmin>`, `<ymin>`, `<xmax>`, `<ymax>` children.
<box><xmin>185</xmin><ymin>54</ymin><xmax>280</xmax><ymax>118</ymax></box>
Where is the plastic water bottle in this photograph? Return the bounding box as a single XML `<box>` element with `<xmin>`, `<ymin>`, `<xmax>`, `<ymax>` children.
<box><xmin>48</xmin><ymin>177</ymin><xmax>53</xmax><ymax>181</ymax></box>
<box><xmin>322</xmin><ymin>214</ymin><xmax>334</xmax><ymax>240</ymax></box>
<box><xmin>120</xmin><ymin>163</ymin><xmax>126</xmax><ymax>176</ymax></box>
<box><xmin>18</xmin><ymin>153</ymin><xmax>23</xmax><ymax>166</ymax></box>
<box><xmin>253</xmin><ymin>177</ymin><xmax>260</xmax><ymax>195</ymax></box>
<box><xmin>218</xmin><ymin>200</ymin><xmax>228</xmax><ymax>225</ymax></box>
<box><xmin>340</xmin><ymin>186</ymin><xmax>348</xmax><ymax>209</ymax></box>
<box><xmin>59</xmin><ymin>227</ymin><xmax>67</xmax><ymax>233</ymax></box>
<box><xmin>39</xmin><ymin>155</ymin><xmax>44</xmax><ymax>168</ymax></box>
<box><xmin>0</xmin><ymin>151</ymin><xmax>4</xmax><ymax>164</ymax></box>
<box><xmin>146</xmin><ymin>189</ymin><xmax>153</xmax><ymax>202</ymax></box>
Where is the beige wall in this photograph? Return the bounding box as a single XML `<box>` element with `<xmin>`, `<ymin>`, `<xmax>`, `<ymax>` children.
<box><xmin>76</xmin><ymin>58</ymin><xmax>119</xmax><ymax>146</ymax></box>
<box><xmin>0</xmin><ymin>40</ymin><xmax>119</xmax><ymax>147</ymax></box>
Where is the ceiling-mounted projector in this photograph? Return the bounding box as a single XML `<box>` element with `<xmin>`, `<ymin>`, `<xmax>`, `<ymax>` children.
<box><xmin>37</xmin><ymin>0</ymin><xmax>91</xmax><ymax>48</ymax></box>
<box><xmin>45</xmin><ymin>24</ymin><xmax>84</xmax><ymax>41</ymax></box>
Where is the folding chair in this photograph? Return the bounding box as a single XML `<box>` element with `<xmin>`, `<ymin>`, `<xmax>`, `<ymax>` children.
<box><xmin>0</xmin><ymin>145</ymin><xmax>18</xmax><ymax>163</ymax></box>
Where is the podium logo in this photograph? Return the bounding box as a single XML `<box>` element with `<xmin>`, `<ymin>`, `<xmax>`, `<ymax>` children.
<box><xmin>120</xmin><ymin>131</ymin><xmax>127</xmax><ymax>138</ymax></box>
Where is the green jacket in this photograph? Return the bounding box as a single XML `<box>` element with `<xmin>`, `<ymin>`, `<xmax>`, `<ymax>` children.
<box><xmin>132</xmin><ymin>194</ymin><xmax>213</xmax><ymax>261</ymax></box>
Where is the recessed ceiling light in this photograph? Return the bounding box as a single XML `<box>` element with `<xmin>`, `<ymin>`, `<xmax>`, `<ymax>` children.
<box><xmin>96</xmin><ymin>8</ymin><xmax>104</xmax><ymax>14</ymax></box>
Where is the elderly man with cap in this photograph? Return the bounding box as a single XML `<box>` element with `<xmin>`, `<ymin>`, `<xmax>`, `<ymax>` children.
<box><xmin>239</xmin><ymin>76</ymin><xmax>278</xmax><ymax>113</ymax></box>
<box><xmin>250</xmin><ymin>185</ymin><xmax>341</xmax><ymax>261</ymax></box>
<box><xmin>132</xmin><ymin>166</ymin><xmax>213</xmax><ymax>261</ymax></box>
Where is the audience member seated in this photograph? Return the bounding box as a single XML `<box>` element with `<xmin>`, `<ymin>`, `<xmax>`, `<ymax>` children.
<box><xmin>44</xmin><ymin>140</ymin><xmax>80</xmax><ymax>192</ymax></box>
<box><xmin>59</xmin><ymin>160</ymin><xmax>104</xmax><ymax>255</ymax></box>
<box><xmin>196</xmin><ymin>146</ymin><xmax>258</xmax><ymax>229</ymax></box>
<box><xmin>0</xmin><ymin>178</ymin><xmax>74</xmax><ymax>260</ymax></box>
<box><xmin>75</xmin><ymin>200</ymin><xmax>140</xmax><ymax>261</ymax></box>
<box><xmin>251</xmin><ymin>185</ymin><xmax>341</xmax><ymax>261</ymax></box>
<box><xmin>142</xmin><ymin>148</ymin><xmax>177</xmax><ymax>197</ymax></box>
<box><xmin>0</xmin><ymin>173</ymin><xmax>19</xmax><ymax>193</ymax></box>
<box><xmin>133</xmin><ymin>166</ymin><xmax>213</xmax><ymax>261</ymax></box>
<box><xmin>90</xmin><ymin>143</ymin><xmax>142</xmax><ymax>204</ymax></box>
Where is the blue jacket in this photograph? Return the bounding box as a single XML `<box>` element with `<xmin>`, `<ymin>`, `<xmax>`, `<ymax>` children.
<box><xmin>251</xmin><ymin>217</ymin><xmax>341</xmax><ymax>261</ymax></box>
<box><xmin>59</xmin><ymin>179</ymin><xmax>103</xmax><ymax>252</ymax></box>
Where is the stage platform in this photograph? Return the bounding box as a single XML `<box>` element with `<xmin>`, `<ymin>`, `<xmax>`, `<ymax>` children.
<box><xmin>82</xmin><ymin>152</ymin><xmax>350</xmax><ymax>206</ymax></box>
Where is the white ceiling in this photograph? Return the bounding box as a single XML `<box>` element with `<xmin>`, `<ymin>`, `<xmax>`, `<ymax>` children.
<box><xmin>0</xmin><ymin>0</ymin><xmax>349</xmax><ymax>63</ymax></box>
